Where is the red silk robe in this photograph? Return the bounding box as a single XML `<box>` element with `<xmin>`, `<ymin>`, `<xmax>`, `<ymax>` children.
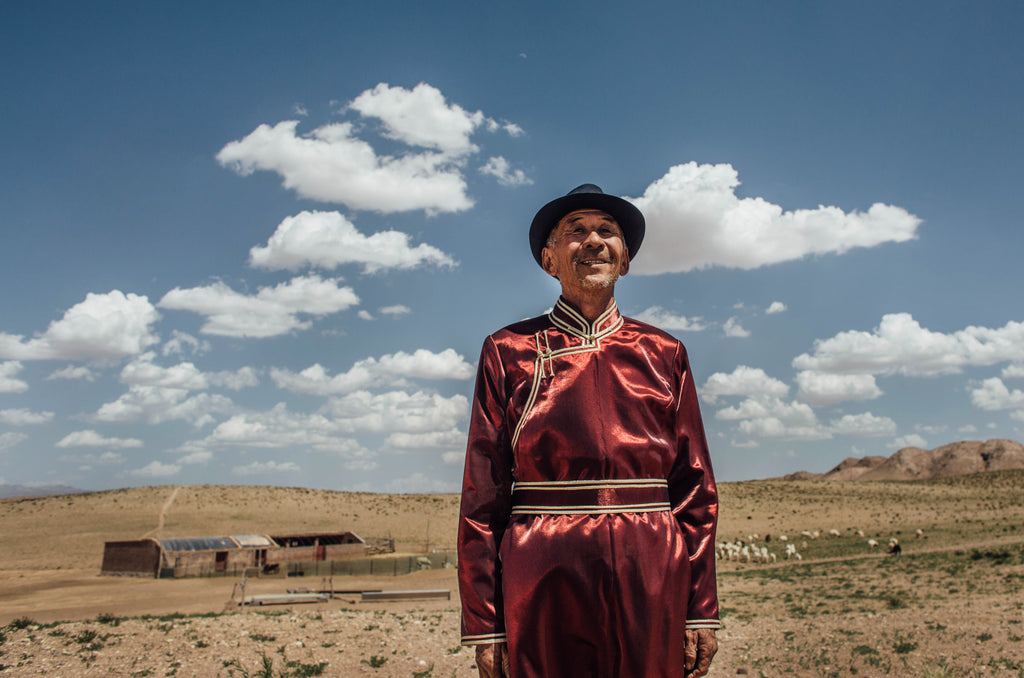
<box><xmin>458</xmin><ymin>297</ymin><xmax>719</xmax><ymax>678</ymax></box>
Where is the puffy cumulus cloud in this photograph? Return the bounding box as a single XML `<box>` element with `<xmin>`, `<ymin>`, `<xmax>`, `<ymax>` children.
<box><xmin>0</xmin><ymin>291</ymin><xmax>160</xmax><ymax>361</ymax></box>
<box><xmin>56</xmin><ymin>430</ymin><xmax>143</xmax><ymax>449</ymax></box>
<box><xmin>628</xmin><ymin>163</ymin><xmax>921</xmax><ymax>275</ymax></box>
<box><xmin>1003</xmin><ymin>364</ymin><xmax>1024</xmax><ymax>379</ymax></box>
<box><xmin>128</xmin><ymin>460</ymin><xmax>181</xmax><ymax>478</ymax></box>
<box><xmin>162</xmin><ymin>331</ymin><xmax>210</xmax><ymax>357</ymax></box>
<box><xmin>723</xmin><ymin>317</ymin><xmax>750</xmax><ymax>338</ymax></box>
<box><xmin>969</xmin><ymin>378</ymin><xmax>1024</xmax><ymax>420</ymax></box>
<box><xmin>45</xmin><ymin>365</ymin><xmax>97</xmax><ymax>382</ymax></box>
<box><xmin>0</xmin><ymin>408</ymin><xmax>54</xmax><ymax>426</ymax></box>
<box><xmin>828</xmin><ymin>412</ymin><xmax>898</xmax><ymax>437</ymax></box>
<box><xmin>349</xmin><ymin>82</ymin><xmax>490</xmax><ymax>155</ymax></box>
<box><xmin>232</xmin><ymin>460</ymin><xmax>300</xmax><ymax>476</ymax></box>
<box><xmin>0</xmin><ymin>361</ymin><xmax>29</xmax><ymax>393</ymax></box>
<box><xmin>159</xmin><ymin>275</ymin><xmax>359</xmax><ymax>338</ymax></box>
<box><xmin>322</xmin><ymin>390</ymin><xmax>469</xmax><ymax>435</ymax></box>
<box><xmin>793</xmin><ymin>314</ymin><xmax>1024</xmax><ymax>378</ymax></box>
<box><xmin>95</xmin><ymin>385</ymin><xmax>235</xmax><ymax>427</ymax></box>
<box><xmin>479</xmin><ymin>156</ymin><xmax>532</xmax><ymax>186</ymax></box>
<box><xmin>0</xmin><ymin>432</ymin><xmax>28</xmax><ymax>451</ymax></box>
<box><xmin>217</xmin><ymin>120</ymin><xmax>470</xmax><ymax>212</ymax></box>
<box><xmin>631</xmin><ymin>307</ymin><xmax>706</xmax><ymax>332</ymax></box>
<box><xmin>120</xmin><ymin>352</ymin><xmax>258</xmax><ymax>391</ymax></box>
<box><xmin>270</xmin><ymin>348</ymin><xmax>474</xmax><ymax>395</ymax></box>
<box><xmin>249</xmin><ymin>211</ymin><xmax>455</xmax><ymax>274</ymax></box>
<box><xmin>795</xmin><ymin>371</ymin><xmax>883</xmax><ymax>407</ymax></box>
<box><xmin>217</xmin><ymin>83</ymin><xmax>525</xmax><ymax>214</ymax></box>
<box><xmin>766</xmin><ymin>301</ymin><xmax>787</xmax><ymax>315</ymax></box>
<box><xmin>701</xmin><ymin>366</ymin><xmax>789</xmax><ymax>403</ymax></box>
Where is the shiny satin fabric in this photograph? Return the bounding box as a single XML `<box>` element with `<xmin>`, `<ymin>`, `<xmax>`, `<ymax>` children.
<box><xmin>458</xmin><ymin>297</ymin><xmax>719</xmax><ymax>677</ymax></box>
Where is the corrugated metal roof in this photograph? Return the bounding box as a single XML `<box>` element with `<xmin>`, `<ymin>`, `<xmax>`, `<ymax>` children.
<box><xmin>159</xmin><ymin>536</ymin><xmax>237</xmax><ymax>552</ymax></box>
<box><xmin>232</xmin><ymin>534</ymin><xmax>275</xmax><ymax>548</ymax></box>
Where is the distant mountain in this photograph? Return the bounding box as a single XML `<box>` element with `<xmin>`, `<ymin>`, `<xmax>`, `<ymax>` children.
<box><xmin>0</xmin><ymin>484</ymin><xmax>84</xmax><ymax>499</ymax></box>
<box><xmin>782</xmin><ymin>439</ymin><xmax>1024</xmax><ymax>481</ymax></box>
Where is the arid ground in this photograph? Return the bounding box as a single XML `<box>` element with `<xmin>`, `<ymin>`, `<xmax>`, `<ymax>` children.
<box><xmin>1</xmin><ymin>472</ymin><xmax>1023</xmax><ymax>677</ymax></box>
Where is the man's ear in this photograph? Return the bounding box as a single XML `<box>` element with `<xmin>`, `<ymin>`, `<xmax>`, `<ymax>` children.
<box><xmin>541</xmin><ymin>247</ymin><xmax>559</xmax><ymax>279</ymax></box>
<box><xmin>619</xmin><ymin>247</ymin><xmax>630</xmax><ymax>277</ymax></box>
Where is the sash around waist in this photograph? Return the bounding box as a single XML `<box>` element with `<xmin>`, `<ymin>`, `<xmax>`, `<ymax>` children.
<box><xmin>510</xmin><ymin>479</ymin><xmax>671</xmax><ymax>515</ymax></box>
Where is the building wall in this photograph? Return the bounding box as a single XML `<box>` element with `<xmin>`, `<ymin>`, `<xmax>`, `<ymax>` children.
<box><xmin>101</xmin><ymin>540</ymin><xmax>161</xmax><ymax>577</ymax></box>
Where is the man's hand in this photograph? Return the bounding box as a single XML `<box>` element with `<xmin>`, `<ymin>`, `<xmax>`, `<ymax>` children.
<box><xmin>475</xmin><ymin>642</ymin><xmax>509</xmax><ymax>678</ymax></box>
<box><xmin>684</xmin><ymin>628</ymin><xmax>718</xmax><ymax>678</ymax></box>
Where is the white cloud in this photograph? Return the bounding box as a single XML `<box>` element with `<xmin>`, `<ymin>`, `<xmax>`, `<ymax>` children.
<box><xmin>380</xmin><ymin>305</ymin><xmax>411</xmax><ymax>317</ymax></box>
<box><xmin>0</xmin><ymin>361</ymin><xmax>29</xmax><ymax>393</ymax></box>
<box><xmin>479</xmin><ymin>156</ymin><xmax>532</xmax><ymax>186</ymax></box>
<box><xmin>59</xmin><ymin>451</ymin><xmax>125</xmax><ymax>468</ymax></box>
<box><xmin>0</xmin><ymin>291</ymin><xmax>160</xmax><ymax>361</ymax></box>
<box><xmin>701</xmin><ymin>366</ymin><xmax>790</xmax><ymax>402</ymax></box>
<box><xmin>45</xmin><ymin>365</ymin><xmax>97</xmax><ymax>382</ymax></box>
<box><xmin>0</xmin><ymin>408</ymin><xmax>54</xmax><ymax>426</ymax></box>
<box><xmin>0</xmin><ymin>432</ymin><xmax>28</xmax><ymax>451</ymax></box>
<box><xmin>723</xmin><ymin>317</ymin><xmax>750</xmax><ymax>338</ymax></box>
<box><xmin>120</xmin><ymin>352</ymin><xmax>258</xmax><ymax>391</ymax></box>
<box><xmin>350</xmin><ymin>82</ymin><xmax>496</xmax><ymax>155</ymax></box>
<box><xmin>1003</xmin><ymin>364</ymin><xmax>1024</xmax><ymax>379</ymax></box>
<box><xmin>128</xmin><ymin>460</ymin><xmax>181</xmax><ymax>478</ymax></box>
<box><xmin>159</xmin><ymin>275</ymin><xmax>359</xmax><ymax>338</ymax></box>
<box><xmin>162</xmin><ymin>331</ymin><xmax>210</xmax><ymax>357</ymax></box>
<box><xmin>270</xmin><ymin>348</ymin><xmax>474</xmax><ymax>395</ymax></box>
<box><xmin>232</xmin><ymin>460</ymin><xmax>301</xmax><ymax>476</ymax></box>
<box><xmin>95</xmin><ymin>385</ymin><xmax>235</xmax><ymax>427</ymax></box>
<box><xmin>217</xmin><ymin>119</ymin><xmax>473</xmax><ymax>213</ymax></box>
<box><xmin>628</xmin><ymin>163</ymin><xmax>921</xmax><ymax>275</ymax></box>
<box><xmin>385</xmin><ymin>428</ymin><xmax>465</xmax><ymax>452</ymax></box>
<box><xmin>828</xmin><ymin>412</ymin><xmax>897</xmax><ymax>437</ymax></box>
<box><xmin>179</xmin><ymin>450</ymin><xmax>212</xmax><ymax>465</ymax></box>
<box><xmin>891</xmin><ymin>434</ymin><xmax>928</xmax><ymax>449</ymax></box>
<box><xmin>969</xmin><ymin>378</ymin><xmax>1024</xmax><ymax>419</ymax></box>
<box><xmin>795</xmin><ymin>371</ymin><xmax>883</xmax><ymax>406</ymax></box>
<box><xmin>358</xmin><ymin>310</ymin><xmax>375</xmax><ymax>321</ymax></box>
<box><xmin>55</xmin><ymin>430</ymin><xmax>144</xmax><ymax>449</ymax></box>
<box><xmin>249</xmin><ymin>211</ymin><xmax>455</xmax><ymax>274</ymax></box>
<box><xmin>632</xmin><ymin>307</ymin><xmax>706</xmax><ymax>332</ymax></box>
<box><xmin>766</xmin><ymin>301</ymin><xmax>787</xmax><ymax>314</ymax></box>
<box><xmin>793</xmin><ymin>314</ymin><xmax>1024</xmax><ymax>377</ymax></box>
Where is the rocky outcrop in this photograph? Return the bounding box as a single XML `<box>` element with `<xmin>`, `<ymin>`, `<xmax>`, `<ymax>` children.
<box><xmin>784</xmin><ymin>439</ymin><xmax>1024</xmax><ymax>481</ymax></box>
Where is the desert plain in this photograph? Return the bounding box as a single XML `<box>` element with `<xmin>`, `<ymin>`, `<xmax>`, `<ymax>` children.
<box><xmin>1</xmin><ymin>471</ymin><xmax>1023</xmax><ymax>677</ymax></box>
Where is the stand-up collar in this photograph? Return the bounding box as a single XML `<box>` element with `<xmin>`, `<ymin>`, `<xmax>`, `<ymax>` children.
<box><xmin>549</xmin><ymin>297</ymin><xmax>623</xmax><ymax>341</ymax></box>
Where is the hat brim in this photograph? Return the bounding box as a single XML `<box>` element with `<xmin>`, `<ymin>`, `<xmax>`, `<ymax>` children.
<box><xmin>529</xmin><ymin>192</ymin><xmax>645</xmax><ymax>267</ymax></box>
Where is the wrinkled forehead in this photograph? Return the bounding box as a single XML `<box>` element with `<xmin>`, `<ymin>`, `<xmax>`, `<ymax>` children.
<box><xmin>555</xmin><ymin>208</ymin><xmax>621</xmax><ymax>230</ymax></box>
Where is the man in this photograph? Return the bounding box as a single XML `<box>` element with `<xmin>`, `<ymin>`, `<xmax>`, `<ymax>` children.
<box><xmin>458</xmin><ymin>184</ymin><xmax>719</xmax><ymax>678</ymax></box>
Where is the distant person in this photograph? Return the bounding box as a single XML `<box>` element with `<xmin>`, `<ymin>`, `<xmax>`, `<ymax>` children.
<box><xmin>458</xmin><ymin>184</ymin><xmax>720</xmax><ymax>677</ymax></box>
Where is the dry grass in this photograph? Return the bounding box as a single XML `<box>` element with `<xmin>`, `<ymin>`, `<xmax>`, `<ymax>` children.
<box><xmin>1</xmin><ymin>472</ymin><xmax>1023</xmax><ymax>676</ymax></box>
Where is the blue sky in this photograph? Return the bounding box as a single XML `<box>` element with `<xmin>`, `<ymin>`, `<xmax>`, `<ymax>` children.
<box><xmin>2</xmin><ymin>2</ymin><xmax>1023</xmax><ymax>492</ymax></box>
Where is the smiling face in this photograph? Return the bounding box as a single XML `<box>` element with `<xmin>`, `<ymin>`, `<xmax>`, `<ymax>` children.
<box><xmin>541</xmin><ymin>208</ymin><xmax>630</xmax><ymax>308</ymax></box>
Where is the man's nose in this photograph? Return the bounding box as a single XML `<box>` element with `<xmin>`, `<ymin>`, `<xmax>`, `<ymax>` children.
<box><xmin>581</xmin><ymin>230</ymin><xmax>605</xmax><ymax>248</ymax></box>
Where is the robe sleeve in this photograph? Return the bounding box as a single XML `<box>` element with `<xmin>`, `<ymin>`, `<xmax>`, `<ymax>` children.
<box><xmin>458</xmin><ymin>335</ymin><xmax>515</xmax><ymax>645</ymax></box>
<box><xmin>667</xmin><ymin>343</ymin><xmax>721</xmax><ymax>630</ymax></box>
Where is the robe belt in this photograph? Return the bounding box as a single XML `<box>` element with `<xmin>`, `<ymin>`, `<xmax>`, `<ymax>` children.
<box><xmin>510</xmin><ymin>479</ymin><xmax>671</xmax><ymax>515</ymax></box>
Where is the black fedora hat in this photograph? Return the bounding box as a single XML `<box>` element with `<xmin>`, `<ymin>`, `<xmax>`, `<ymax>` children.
<box><xmin>529</xmin><ymin>184</ymin><xmax>645</xmax><ymax>267</ymax></box>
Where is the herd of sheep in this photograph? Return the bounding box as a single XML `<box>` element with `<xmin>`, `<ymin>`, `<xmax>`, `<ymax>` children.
<box><xmin>716</xmin><ymin>527</ymin><xmax>923</xmax><ymax>563</ymax></box>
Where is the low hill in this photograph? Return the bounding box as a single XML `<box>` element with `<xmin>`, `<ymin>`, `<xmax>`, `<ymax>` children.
<box><xmin>784</xmin><ymin>438</ymin><xmax>1024</xmax><ymax>481</ymax></box>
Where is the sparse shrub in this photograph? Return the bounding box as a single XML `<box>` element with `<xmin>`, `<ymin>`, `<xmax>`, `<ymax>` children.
<box><xmin>249</xmin><ymin>632</ymin><xmax>277</xmax><ymax>643</ymax></box>
<box><xmin>362</xmin><ymin>655</ymin><xmax>388</xmax><ymax>668</ymax></box>
<box><xmin>977</xmin><ymin>632</ymin><xmax>993</xmax><ymax>642</ymax></box>
<box><xmin>7</xmin><ymin>617</ymin><xmax>36</xmax><ymax>631</ymax></box>
<box><xmin>95</xmin><ymin>612</ymin><xmax>120</xmax><ymax>626</ymax></box>
<box><xmin>892</xmin><ymin>636</ymin><xmax>918</xmax><ymax>654</ymax></box>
